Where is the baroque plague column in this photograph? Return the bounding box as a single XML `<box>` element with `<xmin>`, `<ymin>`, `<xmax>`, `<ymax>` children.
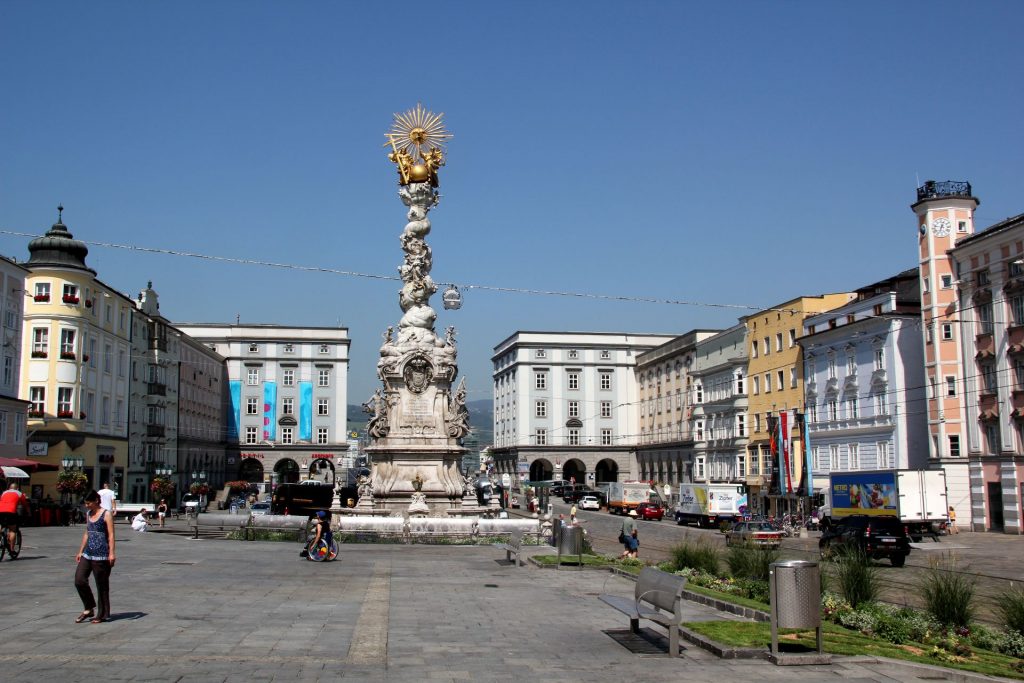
<box><xmin>358</xmin><ymin>105</ymin><xmax>472</xmax><ymax>515</ymax></box>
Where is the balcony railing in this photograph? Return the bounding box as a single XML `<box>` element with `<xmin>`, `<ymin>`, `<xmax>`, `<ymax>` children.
<box><xmin>146</xmin><ymin>425</ymin><xmax>166</xmax><ymax>437</ymax></box>
<box><xmin>916</xmin><ymin>180</ymin><xmax>973</xmax><ymax>202</ymax></box>
<box><xmin>147</xmin><ymin>382</ymin><xmax>167</xmax><ymax>396</ymax></box>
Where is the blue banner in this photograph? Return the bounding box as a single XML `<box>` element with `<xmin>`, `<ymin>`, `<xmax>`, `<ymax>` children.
<box><xmin>263</xmin><ymin>382</ymin><xmax>277</xmax><ymax>441</ymax></box>
<box><xmin>299</xmin><ymin>381</ymin><xmax>313</xmax><ymax>441</ymax></box>
<box><xmin>228</xmin><ymin>381</ymin><xmax>241</xmax><ymax>440</ymax></box>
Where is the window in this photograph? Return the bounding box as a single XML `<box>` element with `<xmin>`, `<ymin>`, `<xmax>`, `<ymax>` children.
<box><xmin>777</xmin><ymin>370</ymin><xmax>784</xmax><ymax>390</ymax></box>
<box><xmin>567</xmin><ymin>372</ymin><xmax>580</xmax><ymax>390</ymax></box>
<box><xmin>317</xmin><ymin>398</ymin><xmax>329</xmax><ymax>416</ymax></box>
<box><xmin>600</xmin><ymin>372</ymin><xmax>612</xmax><ymax>390</ymax></box>
<box><xmin>319</xmin><ymin>344</ymin><xmax>329</xmax><ymax>354</ymax></box>
<box><xmin>981</xmin><ymin>362</ymin><xmax>997</xmax><ymax>393</ymax></box>
<box><xmin>695</xmin><ymin>384</ymin><xmax>703</xmax><ymax>403</ymax></box>
<box><xmin>847</xmin><ymin>397</ymin><xmax>859</xmax><ymax>419</ymax></box>
<box><xmin>103</xmin><ymin>344</ymin><xmax>112</xmax><ymax>373</ymax></box>
<box><xmin>737</xmin><ymin>455</ymin><xmax>746</xmax><ymax>478</ymax></box>
<box><xmin>281</xmin><ymin>427</ymin><xmax>294</xmax><ymax>445</ymax></box>
<box><xmin>735</xmin><ymin>372</ymin><xmax>744</xmax><ymax>395</ymax></box>
<box><xmin>752</xmin><ymin>376</ymin><xmax>760</xmax><ymax>395</ymax></box>
<box><xmin>317</xmin><ymin>427</ymin><xmax>329</xmax><ymax>445</ymax></box>
<box><xmin>600</xmin><ymin>349</ymin><xmax>611</xmax><ymax>360</ymax></box>
<box><xmin>600</xmin><ymin>429</ymin><xmax>612</xmax><ymax>446</ymax></box>
<box><xmin>535</xmin><ymin>400</ymin><xmax>547</xmax><ymax>418</ymax></box>
<box><xmin>695</xmin><ymin>420</ymin><xmax>704</xmax><ymax>440</ymax></box>
<box><xmin>568</xmin><ymin>400</ymin><xmax>579</xmax><ymax>418</ymax></box>
<box><xmin>848</xmin><ymin>443</ymin><xmax>860</xmax><ymax>470</ymax></box>
<box><xmin>828</xmin><ymin>400</ymin><xmax>838</xmax><ymax>421</ymax></box>
<box><xmin>978</xmin><ymin>302</ymin><xmax>994</xmax><ymax>335</ymax></box>
<box><xmin>876</xmin><ymin>441</ymin><xmax>891</xmax><ymax>468</ymax></box>
<box><xmin>1015</xmin><ymin>359</ymin><xmax>1024</xmax><ymax>389</ymax></box>
<box><xmin>2</xmin><ymin>356</ymin><xmax>11</xmax><ymax>387</ymax></box>
<box><xmin>985</xmin><ymin>422</ymin><xmax>1000</xmax><ymax>453</ymax></box>
<box><xmin>875</xmin><ymin>392</ymin><xmax>888</xmax><ymax>414</ymax></box>
<box><xmin>790</xmin><ymin>367</ymin><xmax>797</xmax><ymax>388</ymax></box>
<box><xmin>118</xmin><ymin>350</ymin><xmax>125</xmax><ymax>377</ymax></box>
<box><xmin>32</xmin><ymin>327</ymin><xmax>48</xmax><ymax>356</ymax></box>
<box><xmin>29</xmin><ymin>386</ymin><xmax>45</xmax><ymax>415</ymax></box>
<box><xmin>282</xmin><ymin>369</ymin><xmax>295</xmax><ymax>386</ymax></box>
<box><xmin>33</xmin><ymin>282</ymin><xmax>51</xmax><ymax>301</ymax></box>
<box><xmin>923</xmin><ymin>277</ymin><xmax>930</xmax><ymax>293</ymax></box>
<box><xmin>56</xmin><ymin>387</ymin><xmax>73</xmax><ymax>416</ymax></box>
<box><xmin>101</xmin><ymin>397</ymin><xmax>110</xmax><ymax>425</ymax></box>
<box><xmin>752</xmin><ymin>340</ymin><xmax>758</xmax><ymax>358</ymax></box>
<box><xmin>318</xmin><ymin>369</ymin><xmax>330</xmax><ymax>387</ymax></box>
<box><xmin>535</xmin><ymin>429</ymin><xmax>547</xmax><ymax>445</ymax></box>
<box><xmin>567</xmin><ymin>428</ymin><xmax>580</xmax><ymax>446</ymax></box>
<box><xmin>84</xmin><ymin>393</ymin><xmax>94</xmax><ymax>423</ymax></box>
<box><xmin>827</xmin><ymin>356</ymin><xmax>836</xmax><ymax>379</ymax></box>
<box><xmin>60</xmin><ymin>329</ymin><xmax>76</xmax><ymax>357</ymax></box>
<box><xmin>696</xmin><ymin>457</ymin><xmax>705</xmax><ymax>480</ymax></box>
<box><xmin>568</xmin><ymin>349</ymin><xmax>579</xmax><ymax>359</ymax></box>
<box><xmin>247</xmin><ymin>367</ymin><xmax>260</xmax><ymax>385</ymax></box>
<box><xmin>1012</xmin><ymin>295</ymin><xmax>1024</xmax><ymax>326</ymax></box>
<box><xmin>600</xmin><ymin>401</ymin><xmax>612</xmax><ymax>418</ymax></box>
<box><xmin>829</xmin><ymin>444</ymin><xmax>840</xmax><ymax>470</ymax></box>
<box><xmin>946</xmin><ymin>376</ymin><xmax>956</xmax><ymax>397</ymax></box>
<box><xmin>246</xmin><ymin>397</ymin><xmax>258</xmax><ymax>415</ymax></box>
<box><xmin>789</xmin><ymin>329</ymin><xmax>796</xmax><ymax>347</ymax></box>
<box><xmin>282</xmin><ymin>397</ymin><xmax>294</xmax><ymax>415</ymax></box>
<box><xmin>763</xmin><ymin>337</ymin><xmax>770</xmax><ymax>355</ymax></box>
<box><xmin>1012</xmin><ymin>260</ymin><xmax>1024</xmax><ymax>277</ymax></box>
<box><xmin>736</xmin><ymin>413</ymin><xmax>746</xmax><ymax>437</ymax></box>
<box><xmin>957</xmin><ymin>220</ymin><xmax>967</xmax><ymax>233</ymax></box>
<box><xmin>941</xmin><ymin>323</ymin><xmax>953</xmax><ymax>340</ymax></box>
<box><xmin>948</xmin><ymin>434</ymin><xmax>960</xmax><ymax>457</ymax></box>
<box><xmin>941</xmin><ymin>274</ymin><xmax>953</xmax><ymax>289</ymax></box>
<box><xmin>978</xmin><ymin>270</ymin><xmax>991</xmax><ymax>286</ymax></box>
<box><xmin>776</xmin><ymin>333</ymin><xmax>783</xmax><ymax>352</ymax></box>
<box><xmin>754</xmin><ymin>413</ymin><xmax>761</xmax><ymax>432</ymax></box>
<box><xmin>248</xmin><ymin>343</ymin><xmax>259</xmax><ymax>352</ymax></box>
<box><xmin>535</xmin><ymin>371</ymin><xmax>547</xmax><ymax>390</ymax></box>
<box><xmin>245</xmin><ymin>426</ymin><xmax>258</xmax><ymax>444</ymax></box>
<box><xmin>764</xmin><ymin>373</ymin><xmax>771</xmax><ymax>393</ymax></box>
<box><xmin>283</xmin><ymin>343</ymin><xmax>294</xmax><ymax>353</ymax></box>
<box><xmin>809</xmin><ymin>402</ymin><xmax>818</xmax><ymax>423</ymax></box>
<box><xmin>89</xmin><ymin>338</ymin><xmax>96</xmax><ymax>367</ymax></box>
<box><xmin>846</xmin><ymin>354</ymin><xmax>856</xmax><ymax>375</ymax></box>
<box><xmin>874</xmin><ymin>349</ymin><xmax>884</xmax><ymax>370</ymax></box>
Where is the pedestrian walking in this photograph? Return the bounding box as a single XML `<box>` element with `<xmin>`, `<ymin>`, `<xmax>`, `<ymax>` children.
<box><xmin>948</xmin><ymin>506</ymin><xmax>958</xmax><ymax>535</ymax></box>
<box><xmin>156</xmin><ymin>499</ymin><xmax>168</xmax><ymax>528</ymax></box>
<box><xmin>97</xmin><ymin>482</ymin><xmax>117</xmax><ymax>517</ymax></box>
<box><xmin>74</xmin><ymin>490</ymin><xmax>116</xmax><ymax>624</ymax></box>
<box><xmin>619</xmin><ymin>510</ymin><xmax>639</xmax><ymax>559</ymax></box>
<box><xmin>569</xmin><ymin>503</ymin><xmax>577</xmax><ymax>523</ymax></box>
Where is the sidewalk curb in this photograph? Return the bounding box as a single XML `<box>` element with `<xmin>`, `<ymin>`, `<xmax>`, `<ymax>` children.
<box><xmin>839</xmin><ymin>655</ymin><xmax>1021</xmax><ymax>683</ymax></box>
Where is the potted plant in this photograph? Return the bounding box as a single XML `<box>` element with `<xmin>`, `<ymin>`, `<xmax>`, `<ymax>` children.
<box><xmin>62</xmin><ymin>295</ymin><xmax>80</xmax><ymax>304</ymax></box>
<box><xmin>150</xmin><ymin>476</ymin><xmax>176</xmax><ymax>499</ymax></box>
<box><xmin>57</xmin><ymin>410</ymin><xmax>75</xmax><ymax>418</ymax></box>
<box><xmin>56</xmin><ymin>471</ymin><xmax>89</xmax><ymax>496</ymax></box>
<box><xmin>31</xmin><ymin>351</ymin><xmax>47</xmax><ymax>359</ymax></box>
<box><xmin>33</xmin><ymin>293</ymin><xmax>50</xmax><ymax>302</ymax></box>
<box><xmin>189</xmin><ymin>482</ymin><xmax>210</xmax><ymax>496</ymax></box>
<box><xmin>60</xmin><ymin>351</ymin><xmax>76</xmax><ymax>360</ymax></box>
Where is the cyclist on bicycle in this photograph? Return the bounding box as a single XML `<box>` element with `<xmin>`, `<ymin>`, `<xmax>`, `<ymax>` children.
<box><xmin>0</xmin><ymin>481</ymin><xmax>30</xmax><ymax>553</ymax></box>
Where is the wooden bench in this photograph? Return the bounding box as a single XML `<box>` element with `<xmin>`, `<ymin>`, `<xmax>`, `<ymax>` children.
<box><xmin>496</xmin><ymin>533</ymin><xmax>524</xmax><ymax>566</ymax></box>
<box><xmin>599</xmin><ymin>567</ymin><xmax>688</xmax><ymax>657</ymax></box>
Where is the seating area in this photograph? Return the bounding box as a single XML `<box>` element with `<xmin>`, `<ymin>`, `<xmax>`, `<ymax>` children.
<box><xmin>599</xmin><ymin>567</ymin><xmax>688</xmax><ymax>658</ymax></box>
<box><xmin>497</xmin><ymin>532</ymin><xmax>524</xmax><ymax>566</ymax></box>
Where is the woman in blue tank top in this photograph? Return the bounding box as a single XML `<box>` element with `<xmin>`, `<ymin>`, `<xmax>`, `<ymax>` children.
<box><xmin>74</xmin><ymin>490</ymin><xmax>116</xmax><ymax>623</ymax></box>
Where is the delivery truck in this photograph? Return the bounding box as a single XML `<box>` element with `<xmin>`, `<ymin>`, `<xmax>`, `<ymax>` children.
<box><xmin>821</xmin><ymin>469</ymin><xmax>948</xmax><ymax>540</ymax></box>
<box><xmin>605</xmin><ymin>481</ymin><xmax>658</xmax><ymax>515</ymax></box>
<box><xmin>673</xmin><ymin>483</ymin><xmax>747</xmax><ymax>528</ymax></box>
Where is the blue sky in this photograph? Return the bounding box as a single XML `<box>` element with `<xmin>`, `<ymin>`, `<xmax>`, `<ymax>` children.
<box><xmin>2</xmin><ymin>2</ymin><xmax>1022</xmax><ymax>407</ymax></box>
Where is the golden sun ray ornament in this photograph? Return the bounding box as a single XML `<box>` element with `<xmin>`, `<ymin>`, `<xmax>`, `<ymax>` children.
<box><xmin>385</xmin><ymin>104</ymin><xmax>452</xmax><ymax>186</ymax></box>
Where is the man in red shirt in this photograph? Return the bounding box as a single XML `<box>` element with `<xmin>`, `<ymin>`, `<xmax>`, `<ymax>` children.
<box><xmin>0</xmin><ymin>481</ymin><xmax>30</xmax><ymax>554</ymax></box>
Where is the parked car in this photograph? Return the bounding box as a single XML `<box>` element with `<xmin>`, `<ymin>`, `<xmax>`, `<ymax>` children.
<box><xmin>250</xmin><ymin>502</ymin><xmax>271</xmax><ymax>516</ymax></box>
<box><xmin>578</xmin><ymin>495</ymin><xmax>601</xmax><ymax>511</ymax></box>
<box><xmin>818</xmin><ymin>515</ymin><xmax>911</xmax><ymax>567</ymax></box>
<box><xmin>635</xmin><ymin>502</ymin><xmax>664</xmax><ymax>521</ymax></box>
<box><xmin>179</xmin><ymin>493</ymin><xmax>200</xmax><ymax>514</ymax></box>
<box><xmin>724</xmin><ymin>521</ymin><xmax>782</xmax><ymax>548</ymax></box>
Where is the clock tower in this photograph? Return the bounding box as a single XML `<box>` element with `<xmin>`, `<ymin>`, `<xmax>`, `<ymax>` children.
<box><xmin>913</xmin><ymin>180</ymin><xmax>978</xmax><ymax>508</ymax></box>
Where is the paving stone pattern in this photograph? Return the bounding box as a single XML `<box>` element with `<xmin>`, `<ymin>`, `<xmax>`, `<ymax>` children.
<box><xmin>0</xmin><ymin>524</ymin><xmax>996</xmax><ymax>682</ymax></box>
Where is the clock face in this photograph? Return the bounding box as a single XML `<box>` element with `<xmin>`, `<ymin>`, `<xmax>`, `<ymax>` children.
<box><xmin>932</xmin><ymin>217</ymin><xmax>952</xmax><ymax>237</ymax></box>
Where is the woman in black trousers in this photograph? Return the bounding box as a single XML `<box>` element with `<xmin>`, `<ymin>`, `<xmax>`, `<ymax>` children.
<box><xmin>74</xmin><ymin>490</ymin><xmax>116</xmax><ymax>623</ymax></box>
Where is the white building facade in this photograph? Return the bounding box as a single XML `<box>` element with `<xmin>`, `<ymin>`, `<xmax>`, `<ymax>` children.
<box><xmin>0</xmin><ymin>255</ymin><xmax>29</xmax><ymax>460</ymax></box>
<box><xmin>690</xmin><ymin>324</ymin><xmax>749</xmax><ymax>487</ymax></box>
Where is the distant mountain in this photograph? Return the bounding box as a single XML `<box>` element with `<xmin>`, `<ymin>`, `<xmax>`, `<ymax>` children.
<box><xmin>347</xmin><ymin>398</ymin><xmax>493</xmax><ymax>447</ymax></box>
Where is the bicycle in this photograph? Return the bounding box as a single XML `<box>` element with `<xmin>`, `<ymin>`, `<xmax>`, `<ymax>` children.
<box><xmin>0</xmin><ymin>522</ymin><xmax>22</xmax><ymax>561</ymax></box>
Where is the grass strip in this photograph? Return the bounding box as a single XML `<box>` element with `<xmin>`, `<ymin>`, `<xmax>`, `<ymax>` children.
<box><xmin>684</xmin><ymin>583</ymin><xmax>769</xmax><ymax>612</ymax></box>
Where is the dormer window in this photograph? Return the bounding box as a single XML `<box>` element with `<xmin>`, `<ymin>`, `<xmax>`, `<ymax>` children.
<box><xmin>535</xmin><ymin>349</ymin><xmax>547</xmax><ymax>359</ymax></box>
<box><xmin>319</xmin><ymin>344</ymin><xmax>329</xmax><ymax>354</ymax></box>
<box><xmin>62</xmin><ymin>284</ymin><xmax>80</xmax><ymax>304</ymax></box>
<box><xmin>600</xmin><ymin>349</ymin><xmax>611</xmax><ymax>360</ymax></box>
<box><xmin>248</xmin><ymin>343</ymin><xmax>259</xmax><ymax>353</ymax></box>
<box><xmin>283</xmin><ymin>343</ymin><xmax>295</xmax><ymax>353</ymax></box>
<box><xmin>568</xmin><ymin>349</ymin><xmax>579</xmax><ymax>359</ymax></box>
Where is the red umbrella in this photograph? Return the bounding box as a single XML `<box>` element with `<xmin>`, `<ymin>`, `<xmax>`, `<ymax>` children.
<box><xmin>0</xmin><ymin>457</ymin><xmax>59</xmax><ymax>472</ymax></box>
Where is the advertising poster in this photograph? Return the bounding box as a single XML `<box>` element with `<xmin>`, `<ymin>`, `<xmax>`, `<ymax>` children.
<box><xmin>830</xmin><ymin>472</ymin><xmax>898</xmax><ymax>517</ymax></box>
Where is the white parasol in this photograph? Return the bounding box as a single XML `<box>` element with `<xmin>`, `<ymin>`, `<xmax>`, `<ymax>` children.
<box><xmin>0</xmin><ymin>465</ymin><xmax>30</xmax><ymax>478</ymax></box>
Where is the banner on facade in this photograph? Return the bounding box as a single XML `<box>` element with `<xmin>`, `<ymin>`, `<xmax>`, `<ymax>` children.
<box><xmin>767</xmin><ymin>414</ymin><xmax>780</xmax><ymax>495</ymax></box>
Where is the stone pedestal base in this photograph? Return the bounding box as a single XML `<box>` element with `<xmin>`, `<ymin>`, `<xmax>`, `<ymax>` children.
<box><xmin>365</xmin><ymin>444</ymin><xmax>470</xmax><ymax>516</ymax></box>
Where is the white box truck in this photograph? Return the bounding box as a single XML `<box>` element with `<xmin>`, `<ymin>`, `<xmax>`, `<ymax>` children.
<box><xmin>673</xmin><ymin>483</ymin><xmax>747</xmax><ymax>528</ymax></box>
<box><xmin>605</xmin><ymin>481</ymin><xmax>657</xmax><ymax>515</ymax></box>
<box><xmin>821</xmin><ymin>469</ymin><xmax>948</xmax><ymax>540</ymax></box>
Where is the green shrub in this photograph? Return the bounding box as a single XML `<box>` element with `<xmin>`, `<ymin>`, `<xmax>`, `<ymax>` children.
<box><xmin>873</xmin><ymin>611</ymin><xmax>913</xmax><ymax>644</ymax></box>
<box><xmin>997</xmin><ymin>586</ymin><xmax>1024</xmax><ymax>635</ymax></box>
<box><xmin>725</xmin><ymin>541</ymin><xmax>779</xmax><ymax>581</ymax></box>
<box><xmin>667</xmin><ymin>536</ymin><xmax>719</xmax><ymax>574</ymax></box>
<box><xmin>833</xmin><ymin>547</ymin><xmax>880</xmax><ymax>608</ymax></box>
<box><xmin>920</xmin><ymin>556</ymin><xmax>975</xmax><ymax>628</ymax></box>
<box><xmin>999</xmin><ymin>629</ymin><xmax>1024</xmax><ymax>659</ymax></box>
<box><xmin>734</xmin><ymin>577</ymin><xmax>770</xmax><ymax>604</ymax></box>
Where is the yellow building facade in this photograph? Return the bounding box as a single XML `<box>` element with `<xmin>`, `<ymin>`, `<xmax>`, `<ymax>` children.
<box><xmin>743</xmin><ymin>293</ymin><xmax>855</xmax><ymax>515</ymax></box>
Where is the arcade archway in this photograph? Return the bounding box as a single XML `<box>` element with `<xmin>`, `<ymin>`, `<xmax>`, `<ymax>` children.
<box><xmin>239</xmin><ymin>458</ymin><xmax>264</xmax><ymax>483</ymax></box>
<box><xmin>309</xmin><ymin>458</ymin><xmax>335</xmax><ymax>484</ymax></box>
<box><xmin>529</xmin><ymin>458</ymin><xmax>553</xmax><ymax>481</ymax></box>
<box><xmin>563</xmin><ymin>458</ymin><xmax>586</xmax><ymax>485</ymax></box>
<box><xmin>274</xmin><ymin>458</ymin><xmax>300</xmax><ymax>484</ymax></box>
<box><xmin>595</xmin><ymin>458</ymin><xmax>619</xmax><ymax>483</ymax></box>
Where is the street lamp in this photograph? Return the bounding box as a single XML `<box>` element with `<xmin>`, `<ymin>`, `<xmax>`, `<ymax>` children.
<box><xmin>61</xmin><ymin>455</ymin><xmax>84</xmax><ymax>470</ymax></box>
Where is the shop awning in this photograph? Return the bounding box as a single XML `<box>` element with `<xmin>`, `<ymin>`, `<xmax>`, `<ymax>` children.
<box><xmin>0</xmin><ymin>457</ymin><xmax>59</xmax><ymax>472</ymax></box>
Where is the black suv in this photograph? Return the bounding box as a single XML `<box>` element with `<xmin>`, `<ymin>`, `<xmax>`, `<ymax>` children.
<box><xmin>819</xmin><ymin>515</ymin><xmax>911</xmax><ymax>567</ymax></box>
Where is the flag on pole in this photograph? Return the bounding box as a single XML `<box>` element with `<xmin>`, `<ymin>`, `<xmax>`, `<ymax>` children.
<box><xmin>767</xmin><ymin>414</ymin><xmax>780</xmax><ymax>494</ymax></box>
<box><xmin>780</xmin><ymin>411</ymin><xmax>793</xmax><ymax>494</ymax></box>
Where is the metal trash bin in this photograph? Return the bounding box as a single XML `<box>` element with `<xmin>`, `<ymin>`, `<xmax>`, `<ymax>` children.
<box><xmin>557</xmin><ymin>525</ymin><xmax>584</xmax><ymax>569</ymax></box>
<box><xmin>552</xmin><ymin>518</ymin><xmax>564</xmax><ymax>547</ymax></box>
<box><xmin>769</xmin><ymin>560</ymin><xmax>822</xmax><ymax>656</ymax></box>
